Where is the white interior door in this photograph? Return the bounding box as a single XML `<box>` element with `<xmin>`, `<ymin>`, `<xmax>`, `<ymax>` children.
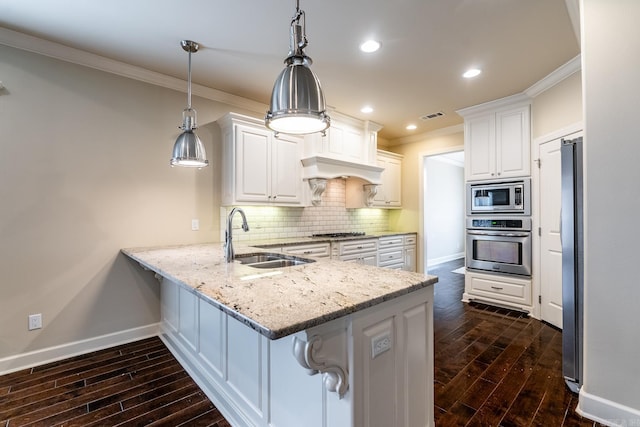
<box><xmin>539</xmin><ymin>138</ymin><xmax>563</xmax><ymax>328</ymax></box>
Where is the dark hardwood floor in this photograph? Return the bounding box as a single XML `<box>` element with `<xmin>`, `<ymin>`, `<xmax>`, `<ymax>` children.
<box><xmin>430</xmin><ymin>259</ymin><xmax>601</xmax><ymax>427</ymax></box>
<box><xmin>1</xmin><ymin>259</ymin><xmax>601</xmax><ymax>426</ymax></box>
<box><xmin>0</xmin><ymin>337</ymin><xmax>231</xmax><ymax>427</ymax></box>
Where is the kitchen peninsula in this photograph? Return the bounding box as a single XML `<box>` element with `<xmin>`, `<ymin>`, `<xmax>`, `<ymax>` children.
<box><xmin>123</xmin><ymin>242</ymin><xmax>437</xmax><ymax>427</ymax></box>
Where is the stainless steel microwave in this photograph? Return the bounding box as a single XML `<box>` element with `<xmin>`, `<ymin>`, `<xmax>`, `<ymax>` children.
<box><xmin>467</xmin><ymin>179</ymin><xmax>531</xmax><ymax>215</ymax></box>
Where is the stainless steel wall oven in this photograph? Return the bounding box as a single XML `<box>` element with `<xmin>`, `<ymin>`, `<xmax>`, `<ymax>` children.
<box><xmin>466</xmin><ymin>217</ymin><xmax>532</xmax><ymax>277</ymax></box>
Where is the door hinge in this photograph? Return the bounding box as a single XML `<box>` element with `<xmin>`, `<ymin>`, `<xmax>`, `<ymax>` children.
<box><xmin>539</xmin><ymin>295</ymin><xmax>542</xmax><ymax>304</ymax></box>
<box><xmin>534</xmin><ymin>158</ymin><xmax>541</xmax><ymax>168</ymax></box>
<box><xmin>538</xmin><ymin>227</ymin><xmax>542</xmax><ymax>236</ymax></box>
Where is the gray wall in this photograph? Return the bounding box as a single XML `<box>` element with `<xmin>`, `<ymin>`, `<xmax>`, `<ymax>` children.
<box><xmin>581</xmin><ymin>0</ymin><xmax>640</xmax><ymax>415</ymax></box>
<box><xmin>0</xmin><ymin>44</ymin><xmax>225</xmax><ymax>360</ymax></box>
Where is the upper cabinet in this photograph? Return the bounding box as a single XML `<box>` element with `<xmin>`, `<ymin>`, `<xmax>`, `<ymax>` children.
<box><xmin>372</xmin><ymin>150</ymin><xmax>402</xmax><ymax>207</ymax></box>
<box><xmin>345</xmin><ymin>150</ymin><xmax>403</xmax><ymax>209</ymax></box>
<box><xmin>303</xmin><ymin>111</ymin><xmax>381</xmax><ymax>167</ymax></box>
<box><xmin>458</xmin><ymin>94</ymin><xmax>532</xmax><ymax>181</ymax></box>
<box><xmin>219</xmin><ymin>113</ymin><xmax>304</xmax><ymax>206</ymax></box>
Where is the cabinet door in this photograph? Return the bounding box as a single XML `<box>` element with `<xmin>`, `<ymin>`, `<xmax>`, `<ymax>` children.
<box><xmin>384</xmin><ymin>157</ymin><xmax>402</xmax><ymax>206</ymax></box>
<box><xmin>271</xmin><ymin>134</ymin><xmax>303</xmax><ymax>204</ymax></box>
<box><xmin>235</xmin><ymin>124</ymin><xmax>270</xmax><ymax>202</ymax></box>
<box><xmin>465</xmin><ymin>114</ymin><xmax>496</xmax><ymax>181</ymax></box>
<box><xmin>373</xmin><ymin>153</ymin><xmax>402</xmax><ymax>207</ymax></box>
<box><xmin>403</xmin><ymin>245</ymin><xmax>416</xmax><ymax>272</ymax></box>
<box><xmin>496</xmin><ymin>105</ymin><xmax>530</xmax><ymax>179</ymax></box>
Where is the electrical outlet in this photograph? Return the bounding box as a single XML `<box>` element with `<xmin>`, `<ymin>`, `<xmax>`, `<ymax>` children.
<box><xmin>28</xmin><ymin>314</ymin><xmax>42</xmax><ymax>331</ymax></box>
<box><xmin>191</xmin><ymin>219</ymin><xmax>199</xmax><ymax>231</ymax></box>
<box><xmin>371</xmin><ymin>332</ymin><xmax>392</xmax><ymax>359</ymax></box>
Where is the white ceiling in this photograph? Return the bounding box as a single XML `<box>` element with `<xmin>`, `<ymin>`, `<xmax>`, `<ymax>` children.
<box><xmin>0</xmin><ymin>0</ymin><xmax>580</xmax><ymax>141</ymax></box>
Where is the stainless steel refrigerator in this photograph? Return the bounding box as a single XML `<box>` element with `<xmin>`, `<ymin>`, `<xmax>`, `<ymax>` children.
<box><xmin>561</xmin><ymin>136</ymin><xmax>584</xmax><ymax>393</ymax></box>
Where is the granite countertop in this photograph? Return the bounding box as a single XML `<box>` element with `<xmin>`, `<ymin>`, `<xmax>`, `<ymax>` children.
<box><xmin>122</xmin><ymin>242</ymin><xmax>436</xmax><ymax>340</ymax></box>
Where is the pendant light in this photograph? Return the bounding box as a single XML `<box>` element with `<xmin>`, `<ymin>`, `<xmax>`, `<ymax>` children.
<box><xmin>265</xmin><ymin>0</ymin><xmax>330</xmax><ymax>135</ymax></box>
<box><xmin>170</xmin><ymin>40</ymin><xmax>209</xmax><ymax>168</ymax></box>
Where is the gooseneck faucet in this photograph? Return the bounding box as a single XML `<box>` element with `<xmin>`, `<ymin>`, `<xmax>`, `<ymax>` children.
<box><xmin>225</xmin><ymin>207</ymin><xmax>249</xmax><ymax>262</ymax></box>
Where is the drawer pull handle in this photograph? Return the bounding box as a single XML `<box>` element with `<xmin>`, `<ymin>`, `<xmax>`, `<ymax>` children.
<box><xmin>303</xmin><ymin>251</ymin><xmax>312</xmax><ymax>254</ymax></box>
<box><xmin>357</xmin><ymin>246</ymin><xmax>363</xmax><ymax>249</ymax></box>
<box><xmin>491</xmin><ymin>286</ymin><xmax>504</xmax><ymax>290</ymax></box>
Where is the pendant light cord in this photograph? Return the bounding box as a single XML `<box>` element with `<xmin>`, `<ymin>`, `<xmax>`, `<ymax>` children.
<box><xmin>187</xmin><ymin>49</ymin><xmax>192</xmax><ymax>110</ymax></box>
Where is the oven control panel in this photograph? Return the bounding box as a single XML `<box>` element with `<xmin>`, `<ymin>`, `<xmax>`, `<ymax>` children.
<box><xmin>466</xmin><ymin>217</ymin><xmax>531</xmax><ymax>231</ymax></box>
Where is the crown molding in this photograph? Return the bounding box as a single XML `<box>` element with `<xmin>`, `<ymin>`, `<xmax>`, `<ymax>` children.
<box><xmin>0</xmin><ymin>27</ymin><xmax>267</xmax><ymax>114</ymax></box>
<box><xmin>525</xmin><ymin>54</ymin><xmax>582</xmax><ymax>97</ymax></box>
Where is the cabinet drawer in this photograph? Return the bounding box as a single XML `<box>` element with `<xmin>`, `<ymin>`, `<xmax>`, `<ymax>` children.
<box><xmin>339</xmin><ymin>239</ymin><xmax>378</xmax><ymax>256</ymax></box>
<box><xmin>378</xmin><ymin>249</ymin><xmax>403</xmax><ymax>267</ymax></box>
<box><xmin>378</xmin><ymin>236</ymin><xmax>403</xmax><ymax>248</ymax></box>
<box><xmin>468</xmin><ymin>274</ymin><xmax>531</xmax><ymax>305</ymax></box>
<box><xmin>282</xmin><ymin>243</ymin><xmax>330</xmax><ymax>258</ymax></box>
<box><xmin>403</xmin><ymin>235</ymin><xmax>417</xmax><ymax>245</ymax></box>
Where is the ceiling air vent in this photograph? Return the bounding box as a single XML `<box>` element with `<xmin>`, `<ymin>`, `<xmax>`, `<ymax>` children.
<box><xmin>420</xmin><ymin>111</ymin><xmax>445</xmax><ymax>120</ymax></box>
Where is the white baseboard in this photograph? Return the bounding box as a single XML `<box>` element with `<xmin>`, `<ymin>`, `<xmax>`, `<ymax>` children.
<box><xmin>578</xmin><ymin>387</ymin><xmax>640</xmax><ymax>427</ymax></box>
<box><xmin>0</xmin><ymin>323</ymin><xmax>160</xmax><ymax>375</ymax></box>
<box><xmin>427</xmin><ymin>252</ymin><xmax>464</xmax><ymax>268</ymax></box>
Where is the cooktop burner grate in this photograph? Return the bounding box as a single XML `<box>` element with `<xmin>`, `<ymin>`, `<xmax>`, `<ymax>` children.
<box><xmin>311</xmin><ymin>232</ymin><xmax>366</xmax><ymax>238</ymax></box>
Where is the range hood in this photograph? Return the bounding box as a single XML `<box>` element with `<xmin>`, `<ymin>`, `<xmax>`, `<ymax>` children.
<box><xmin>301</xmin><ymin>155</ymin><xmax>384</xmax><ymax>206</ymax></box>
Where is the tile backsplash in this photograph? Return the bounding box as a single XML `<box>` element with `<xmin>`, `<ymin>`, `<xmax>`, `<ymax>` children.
<box><xmin>223</xmin><ymin>179</ymin><xmax>389</xmax><ymax>241</ymax></box>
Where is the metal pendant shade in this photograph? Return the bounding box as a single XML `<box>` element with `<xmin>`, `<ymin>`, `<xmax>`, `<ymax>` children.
<box><xmin>265</xmin><ymin>1</ymin><xmax>330</xmax><ymax>135</ymax></box>
<box><xmin>170</xmin><ymin>40</ymin><xmax>209</xmax><ymax>168</ymax></box>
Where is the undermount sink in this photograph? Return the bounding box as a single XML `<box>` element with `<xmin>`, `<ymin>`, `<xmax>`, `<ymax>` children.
<box><xmin>235</xmin><ymin>253</ymin><xmax>316</xmax><ymax>269</ymax></box>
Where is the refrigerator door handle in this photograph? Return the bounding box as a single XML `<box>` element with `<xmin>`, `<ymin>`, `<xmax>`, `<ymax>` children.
<box><xmin>559</xmin><ymin>208</ymin><xmax>562</xmax><ymax>246</ymax></box>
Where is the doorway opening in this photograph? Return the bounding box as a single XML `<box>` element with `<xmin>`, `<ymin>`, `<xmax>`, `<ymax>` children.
<box><xmin>423</xmin><ymin>150</ymin><xmax>465</xmax><ymax>274</ymax></box>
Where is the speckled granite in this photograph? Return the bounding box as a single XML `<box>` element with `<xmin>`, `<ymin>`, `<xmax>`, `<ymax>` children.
<box><xmin>122</xmin><ymin>242</ymin><xmax>436</xmax><ymax>340</ymax></box>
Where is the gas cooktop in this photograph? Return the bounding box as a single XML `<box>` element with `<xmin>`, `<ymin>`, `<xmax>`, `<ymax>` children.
<box><xmin>311</xmin><ymin>232</ymin><xmax>366</xmax><ymax>238</ymax></box>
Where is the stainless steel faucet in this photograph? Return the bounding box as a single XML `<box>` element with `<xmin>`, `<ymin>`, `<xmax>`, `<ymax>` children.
<box><xmin>225</xmin><ymin>207</ymin><xmax>249</xmax><ymax>262</ymax></box>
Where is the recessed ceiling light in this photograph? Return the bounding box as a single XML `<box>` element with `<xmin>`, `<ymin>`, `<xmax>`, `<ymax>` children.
<box><xmin>360</xmin><ymin>40</ymin><xmax>381</xmax><ymax>53</ymax></box>
<box><xmin>361</xmin><ymin>106</ymin><xmax>374</xmax><ymax>114</ymax></box>
<box><xmin>463</xmin><ymin>68</ymin><xmax>482</xmax><ymax>78</ymax></box>
<box><xmin>406</xmin><ymin>124</ymin><xmax>417</xmax><ymax>130</ymax></box>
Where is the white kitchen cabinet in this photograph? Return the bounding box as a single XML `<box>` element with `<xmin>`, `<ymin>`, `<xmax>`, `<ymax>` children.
<box><xmin>373</xmin><ymin>150</ymin><xmax>402</xmax><ymax>207</ymax></box>
<box><xmin>403</xmin><ymin>234</ymin><xmax>417</xmax><ymax>272</ymax></box>
<box><xmin>462</xmin><ymin>270</ymin><xmax>533</xmax><ymax>313</ymax></box>
<box><xmin>458</xmin><ymin>94</ymin><xmax>531</xmax><ymax>181</ymax></box>
<box><xmin>336</xmin><ymin>238</ymin><xmax>378</xmax><ymax>266</ymax></box>
<box><xmin>378</xmin><ymin>235</ymin><xmax>404</xmax><ymax>269</ymax></box>
<box><xmin>281</xmin><ymin>242</ymin><xmax>331</xmax><ymax>258</ymax></box>
<box><xmin>303</xmin><ymin>112</ymin><xmax>381</xmax><ymax>166</ymax></box>
<box><xmin>219</xmin><ymin>113</ymin><xmax>304</xmax><ymax>206</ymax></box>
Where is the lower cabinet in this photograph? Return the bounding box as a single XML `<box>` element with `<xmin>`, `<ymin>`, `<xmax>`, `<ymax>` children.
<box><xmin>336</xmin><ymin>238</ymin><xmax>378</xmax><ymax>266</ymax></box>
<box><xmin>281</xmin><ymin>242</ymin><xmax>331</xmax><ymax>258</ymax></box>
<box><xmin>378</xmin><ymin>234</ymin><xmax>417</xmax><ymax>272</ymax></box>
<box><xmin>403</xmin><ymin>235</ymin><xmax>417</xmax><ymax>272</ymax></box>
<box><xmin>462</xmin><ymin>270</ymin><xmax>533</xmax><ymax>312</ymax></box>
<box><xmin>160</xmin><ymin>277</ymin><xmax>434</xmax><ymax>427</ymax></box>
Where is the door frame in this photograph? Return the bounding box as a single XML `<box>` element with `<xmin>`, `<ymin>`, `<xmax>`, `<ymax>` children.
<box><xmin>532</xmin><ymin>121</ymin><xmax>583</xmax><ymax>322</ymax></box>
<box><xmin>418</xmin><ymin>144</ymin><xmax>464</xmax><ymax>274</ymax></box>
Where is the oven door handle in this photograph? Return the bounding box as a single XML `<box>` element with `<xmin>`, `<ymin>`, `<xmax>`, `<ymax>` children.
<box><xmin>466</xmin><ymin>230</ymin><xmax>530</xmax><ymax>238</ymax></box>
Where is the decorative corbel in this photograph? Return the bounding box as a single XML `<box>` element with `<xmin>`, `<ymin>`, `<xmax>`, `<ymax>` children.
<box><xmin>292</xmin><ymin>335</ymin><xmax>349</xmax><ymax>398</ymax></box>
<box><xmin>363</xmin><ymin>184</ymin><xmax>379</xmax><ymax>207</ymax></box>
<box><xmin>308</xmin><ymin>178</ymin><xmax>328</xmax><ymax>206</ymax></box>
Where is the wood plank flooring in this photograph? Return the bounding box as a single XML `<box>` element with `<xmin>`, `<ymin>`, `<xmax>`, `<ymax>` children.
<box><xmin>0</xmin><ymin>337</ymin><xmax>231</xmax><ymax>427</ymax></box>
<box><xmin>1</xmin><ymin>259</ymin><xmax>601</xmax><ymax>426</ymax></box>
<box><xmin>430</xmin><ymin>259</ymin><xmax>601</xmax><ymax>427</ymax></box>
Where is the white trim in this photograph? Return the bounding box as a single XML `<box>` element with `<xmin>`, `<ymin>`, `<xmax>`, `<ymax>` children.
<box><xmin>577</xmin><ymin>387</ymin><xmax>640</xmax><ymax>427</ymax></box>
<box><xmin>525</xmin><ymin>55</ymin><xmax>582</xmax><ymax>98</ymax></box>
<box><xmin>533</xmin><ymin>121</ymin><xmax>584</xmax><ymax>145</ymax></box>
<box><xmin>0</xmin><ymin>27</ymin><xmax>266</xmax><ymax>114</ymax></box>
<box><xmin>456</xmin><ymin>93</ymin><xmax>531</xmax><ymax>118</ymax></box>
<box><xmin>426</xmin><ymin>253</ymin><xmax>464</xmax><ymax>268</ymax></box>
<box><xmin>0</xmin><ymin>323</ymin><xmax>160</xmax><ymax>375</ymax></box>
<box><xmin>565</xmin><ymin>0</ymin><xmax>581</xmax><ymax>45</ymax></box>
<box><xmin>417</xmin><ymin>144</ymin><xmax>465</xmax><ymax>273</ymax></box>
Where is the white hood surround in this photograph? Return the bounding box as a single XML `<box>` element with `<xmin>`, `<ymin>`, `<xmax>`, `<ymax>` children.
<box><xmin>301</xmin><ymin>156</ymin><xmax>384</xmax><ymax>206</ymax></box>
